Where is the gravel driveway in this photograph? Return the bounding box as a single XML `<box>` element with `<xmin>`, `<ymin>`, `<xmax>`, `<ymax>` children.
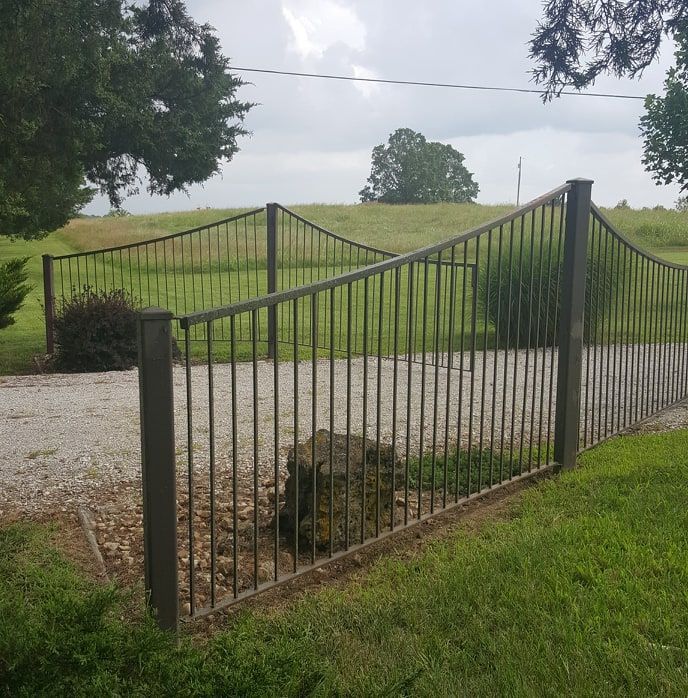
<box><xmin>2</xmin><ymin>344</ymin><xmax>686</xmax><ymax>518</ymax></box>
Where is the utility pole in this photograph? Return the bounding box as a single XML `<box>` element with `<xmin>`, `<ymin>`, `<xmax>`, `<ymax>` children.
<box><xmin>516</xmin><ymin>156</ymin><xmax>522</xmax><ymax>206</ymax></box>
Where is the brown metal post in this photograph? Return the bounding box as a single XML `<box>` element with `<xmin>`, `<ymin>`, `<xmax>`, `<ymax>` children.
<box><xmin>137</xmin><ymin>308</ymin><xmax>178</xmax><ymax>632</ymax></box>
<box><xmin>554</xmin><ymin>178</ymin><xmax>593</xmax><ymax>469</ymax></box>
<box><xmin>266</xmin><ymin>203</ymin><xmax>278</xmax><ymax>359</ymax></box>
<box><xmin>42</xmin><ymin>254</ymin><xmax>55</xmax><ymax>354</ymax></box>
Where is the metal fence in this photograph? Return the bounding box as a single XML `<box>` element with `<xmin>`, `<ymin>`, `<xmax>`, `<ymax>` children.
<box><xmin>42</xmin><ymin>203</ymin><xmax>476</xmax><ymax>367</ymax></box>
<box><xmin>137</xmin><ymin>178</ymin><xmax>688</xmax><ymax>632</ymax></box>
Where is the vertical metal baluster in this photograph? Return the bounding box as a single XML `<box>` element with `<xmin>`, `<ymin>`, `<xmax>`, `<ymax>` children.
<box><xmin>610</xmin><ymin>237</ymin><xmax>620</xmax><ymax>434</ymax></box>
<box><xmin>443</xmin><ymin>248</ymin><xmax>457</xmax><ymax>506</ymax></box>
<box><xmin>679</xmin><ymin>269</ymin><xmax>688</xmax><ymax>398</ymax></box>
<box><xmin>598</xmin><ymin>226</ymin><xmax>609</xmax><ymax>438</ymax></box>
<box><xmin>185</xmin><ymin>331</ymin><xmax>195</xmax><ymax>614</ymax></box>
<box><xmin>376</xmin><ymin>273</ymin><xmax>385</xmax><ymax>533</ymax></box>
<box><xmin>455</xmin><ymin>245</ymin><xmax>469</xmax><ymax>500</ymax></box>
<box><xmin>490</xmin><ymin>227</ymin><xmax>504</xmax><ymax>482</ymax></box>
<box><xmin>207</xmin><ymin>322</ymin><xmax>216</xmax><ymax>607</ymax></box>
<box><xmin>329</xmin><ymin>288</ymin><xmax>335</xmax><ymax>555</ymax></box>
<box><xmin>418</xmin><ymin>258</ymin><xmax>430</xmax><ymax>515</ymax></box>
<box><xmin>518</xmin><ymin>214</ymin><xmax>536</xmax><ymax>475</ymax></box>
<box><xmin>345</xmin><ymin>283</ymin><xmax>352</xmax><ymax>548</ymax></box>
<box><xmin>642</xmin><ymin>259</ymin><xmax>652</xmax><ymax>419</ymax></box>
<box><xmin>671</xmin><ymin>266</ymin><xmax>680</xmax><ymax>403</ymax></box>
<box><xmin>217</xmin><ymin>225</ymin><xmax>223</xmax><ymax>310</ymax></box>
<box><xmin>430</xmin><ymin>252</ymin><xmax>443</xmax><ymax>510</ymax></box>
<box><xmin>273</xmin><ymin>308</ymin><xmax>280</xmax><ymax>581</ymax></box>
<box><xmin>361</xmin><ymin>278</ymin><xmax>369</xmax><ymax>541</ymax></box>
<box><xmin>292</xmin><ymin>300</ymin><xmax>299</xmax><ymax>572</ymax></box>
<box><xmin>620</xmin><ymin>243</ymin><xmax>629</xmax><ymax>427</ymax></box>
<box><xmin>252</xmin><ymin>310</ymin><xmax>259</xmax><ymax>589</ymax></box>
<box><xmin>510</xmin><ymin>217</ymin><xmax>524</xmax><ymax>475</ymax></box>
<box><xmin>538</xmin><ymin>203</ymin><xmax>555</xmax><ymax>462</ymax></box>
<box><xmin>499</xmin><ymin>221</ymin><xmax>515</xmax><ymax>478</ymax></box>
<box><xmin>162</xmin><ymin>242</ymin><xmax>169</xmax><ymax>309</ymax></box>
<box><xmin>311</xmin><ymin>294</ymin><xmax>318</xmax><ymax>563</ymax></box>
<box><xmin>478</xmin><ymin>229</ymin><xmax>492</xmax><ymax>488</ymax></box>
<box><xmin>392</xmin><ymin>267</ymin><xmax>401</xmax><ymax>526</ymax></box>
<box><xmin>529</xmin><ymin>209</ymin><xmax>546</xmax><ymax>469</ymax></box>
<box><xmin>547</xmin><ymin>203</ymin><xmax>565</xmax><ymax>459</ymax></box>
<box><xmin>468</xmin><ymin>238</ymin><xmax>480</xmax><ymax>494</ymax></box>
<box><xmin>651</xmin><ymin>264</ymin><xmax>661</xmax><ymax>414</ymax></box>
<box><xmin>405</xmin><ymin>264</ymin><xmax>415</xmax><ymax>523</ymax></box>
<box><xmin>630</xmin><ymin>252</ymin><xmax>640</xmax><ymax>424</ymax></box>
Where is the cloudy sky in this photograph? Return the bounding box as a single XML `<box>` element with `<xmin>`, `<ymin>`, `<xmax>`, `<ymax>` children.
<box><xmin>85</xmin><ymin>0</ymin><xmax>681</xmax><ymax>215</ymax></box>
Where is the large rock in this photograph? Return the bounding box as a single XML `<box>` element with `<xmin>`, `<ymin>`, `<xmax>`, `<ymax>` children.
<box><xmin>280</xmin><ymin>429</ymin><xmax>400</xmax><ymax>551</ymax></box>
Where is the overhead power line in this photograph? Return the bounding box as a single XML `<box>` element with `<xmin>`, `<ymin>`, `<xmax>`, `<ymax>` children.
<box><xmin>231</xmin><ymin>66</ymin><xmax>646</xmax><ymax>101</ymax></box>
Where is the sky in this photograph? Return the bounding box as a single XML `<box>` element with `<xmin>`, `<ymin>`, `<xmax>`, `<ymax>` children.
<box><xmin>85</xmin><ymin>0</ymin><xmax>681</xmax><ymax>215</ymax></box>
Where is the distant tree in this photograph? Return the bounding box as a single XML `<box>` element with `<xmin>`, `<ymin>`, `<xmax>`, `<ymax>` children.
<box><xmin>530</xmin><ymin>1</ymin><xmax>688</xmax><ymax>190</ymax></box>
<box><xmin>0</xmin><ymin>0</ymin><xmax>252</xmax><ymax>240</ymax></box>
<box><xmin>359</xmin><ymin>128</ymin><xmax>479</xmax><ymax>204</ymax></box>
<box><xmin>615</xmin><ymin>199</ymin><xmax>631</xmax><ymax>210</ymax></box>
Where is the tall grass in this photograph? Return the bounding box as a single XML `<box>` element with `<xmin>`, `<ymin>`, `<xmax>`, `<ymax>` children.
<box><xmin>477</xmin><ymin>233</ymin><xmax>615</xmax><ymax>347</ymax></box>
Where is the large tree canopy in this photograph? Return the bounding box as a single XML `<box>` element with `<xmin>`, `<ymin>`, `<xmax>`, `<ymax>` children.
<box><xmin>0</xmin><ymin>0</ymin><xmax>252</xmax><ymax>239</ymax></box>
<box><xmin>359</xmin><ymin>128</ymin><xmax>479</xmax><ymax>204</ymax></box>
<box><xmin>530</xmin><ymin>0</ymin><xmax>688</xmax><ymax>190</ymax></box>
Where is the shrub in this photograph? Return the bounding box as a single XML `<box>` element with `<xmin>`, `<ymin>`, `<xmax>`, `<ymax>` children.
<box><xmin>477</xmin><ymin>234</ymin><xmax>615</xmax><ymax>348</ymax></box>
<box><xmin>0</xmin><ymin>257</ymin><xmax>32</xmax><ymax>330</ymax></box>
<box><xmin>53</xmin><ymin>287</ymin><xmax>138</xmax><ymax>372</ymax></box>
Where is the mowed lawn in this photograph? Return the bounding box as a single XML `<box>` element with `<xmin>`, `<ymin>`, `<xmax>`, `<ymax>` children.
<box><xmin>2</xmin><ymin>429</ymin><xmax>688</xmax><ymax>695</ymax></box>
<box><xmin>2</xmin><ymin>202</ymin><xmax>688</xmax><ymax>374</ymax></box>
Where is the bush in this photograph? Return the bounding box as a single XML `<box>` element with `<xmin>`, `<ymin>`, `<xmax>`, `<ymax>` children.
<box><xmin>53</xmin><ymin>287</ymin><xmax>138</xmax><ymax>372</ymax></box>
<box><xmin>478</xmin><ymin>234</ymin><xmax>615</xmax><ymax>348</ymax></box>
<box><xmin>0</xmin><ymin>257</ymin><xmax>32</xmax><ymax>330</ymax></box>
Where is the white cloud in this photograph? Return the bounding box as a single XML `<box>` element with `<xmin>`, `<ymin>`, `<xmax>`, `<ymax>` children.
<box><xmin>281</xmin><ymin>0</ymin><xmax>366</xmax><ymax>59</ymax></box>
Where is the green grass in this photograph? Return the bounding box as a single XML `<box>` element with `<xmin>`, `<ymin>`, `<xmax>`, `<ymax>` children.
<box><xmin>3</xmin><ymin>429</ymin><xmax>688</xmax><ymax>695</ymax></box>
<box><xmin>3</xmin><ymin>201</ymin><xmax>688</xmax><ymax>374</ymax></box>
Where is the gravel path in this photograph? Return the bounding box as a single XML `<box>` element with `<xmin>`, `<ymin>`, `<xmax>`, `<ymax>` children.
<box><xmin>2</xmin><ymin>344</ymin><xmax>687</xmax><ymax>517</ymax></box>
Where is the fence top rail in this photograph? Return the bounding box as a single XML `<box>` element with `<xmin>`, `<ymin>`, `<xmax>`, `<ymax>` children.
<box><xmin>591</xmin><ymin>203</ymin><xmax>688</xmax><ymax>271</ymax></box>
<box><xmin>275</xmin><ymin>203</ymin><xmax>397</xmax><ymax>259</ymax></box>
<box><xmin>179</xmin><ymin>183</ymin><xmax>571</xmax><ymax>328</ymax></box>
<box><xmin>52</xmin><ymin>207</ymin><xmax>266</xmax><ymax>261</ymax></box>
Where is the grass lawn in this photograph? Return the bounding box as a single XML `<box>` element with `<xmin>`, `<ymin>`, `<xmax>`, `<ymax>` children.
<box><xmin>2</xmin><ymin>201</ymin><xmax>688</xmax><ymax>375</ymax></box>
<box><xmin>2</xmin><ymin>428</ymin><xmax>688</xmax><ymax>695</ymax></box>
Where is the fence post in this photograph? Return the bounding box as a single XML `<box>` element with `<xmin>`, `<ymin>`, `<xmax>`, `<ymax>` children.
<box><xmin>42</xmin><ymin>254</ymin><xmax>55</xmax><ymax>354</ymax></box>
<box><xmin>266</xmin><ymin>202</ymin><xmax>278</xmax><ymax>359</ymax></box>
<box><xmin>554</xmin><ymin>178</ymin><xmax>593</xmax><ymax>469</ymax></box>
<box><xmin>137</xmin><ymin>308</ymin><xmax>178</xmax><ymax>632</ymax></box>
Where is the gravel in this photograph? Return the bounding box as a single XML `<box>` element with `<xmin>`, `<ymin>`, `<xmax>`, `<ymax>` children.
<box><xmin>2</xmin><ymin>343</ymin><xmax>687</xmax><ymax>518</ymax></box>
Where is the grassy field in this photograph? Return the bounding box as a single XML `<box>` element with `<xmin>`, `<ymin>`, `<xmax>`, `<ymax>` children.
<box><xmin>2</xmin><ymin>428</ymin><xmax>688</xmax><ymax>695</ymax></box>
<box><xmin>2</xmin><ymin>202</ymin><xmax>688</xmax><ymax>374</ymax></box>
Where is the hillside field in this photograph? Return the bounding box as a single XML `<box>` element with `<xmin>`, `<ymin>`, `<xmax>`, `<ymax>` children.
<box><xmin>2</xmin><ymin>201</ymin><xmax>688</xmax><ymax>374</ymax></box>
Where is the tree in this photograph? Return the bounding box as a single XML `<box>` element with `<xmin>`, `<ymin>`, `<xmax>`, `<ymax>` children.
<box><xmin>0</xmin><ymin>258</ymin><xmax>31</xmax><ymax>330</ymax></box>
<box><xmin>676</xmin><ymin>195</ymin><xmax>688</xmax><ymax>212</ymax></box>
<box><xmin>0</xmin><ymin>0</ymin><xmax>252</xmax><ymax>239</ymax></box>
<box><xmin>359</xmin><ymin>128</ymin><xmax>479</xmax><ymax>204</ymax></box>
<box><xmin>530</xmin><ymin>1</ymin><xmax>688</xmax><ymax>189</ymax></box>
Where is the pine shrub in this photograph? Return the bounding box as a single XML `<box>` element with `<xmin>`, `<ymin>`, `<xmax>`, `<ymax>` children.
<box><xmin>0</xmin><ymin>257</ymin><xmax>32</xmax><ymax>330</ymax></box>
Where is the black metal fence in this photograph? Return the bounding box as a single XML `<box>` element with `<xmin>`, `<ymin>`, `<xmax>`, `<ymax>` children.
<box><xmin>43</xmin><ymin>203</ymin><xmax>477</xmax><ymax>366</ymax></box>
<box><xmin>137</xmin><ymin>178</ymin><xmax>688</xmax><ymax>632</ymax></box>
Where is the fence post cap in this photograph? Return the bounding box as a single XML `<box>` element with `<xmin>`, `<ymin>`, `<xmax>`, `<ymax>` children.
<box><xmin>42</xmin><ymin>253</ymin><xmax>53</xmax><ymax>260</ymax></box>
<box><xmin>138</xmin><ymin>307</ymin><xmax>173</xmax><ymax>321</ymax></box>
<box><xmin>566</xmin><ymin>178</ymin><xmax>594</xmax><ymax>185</ymax></box>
